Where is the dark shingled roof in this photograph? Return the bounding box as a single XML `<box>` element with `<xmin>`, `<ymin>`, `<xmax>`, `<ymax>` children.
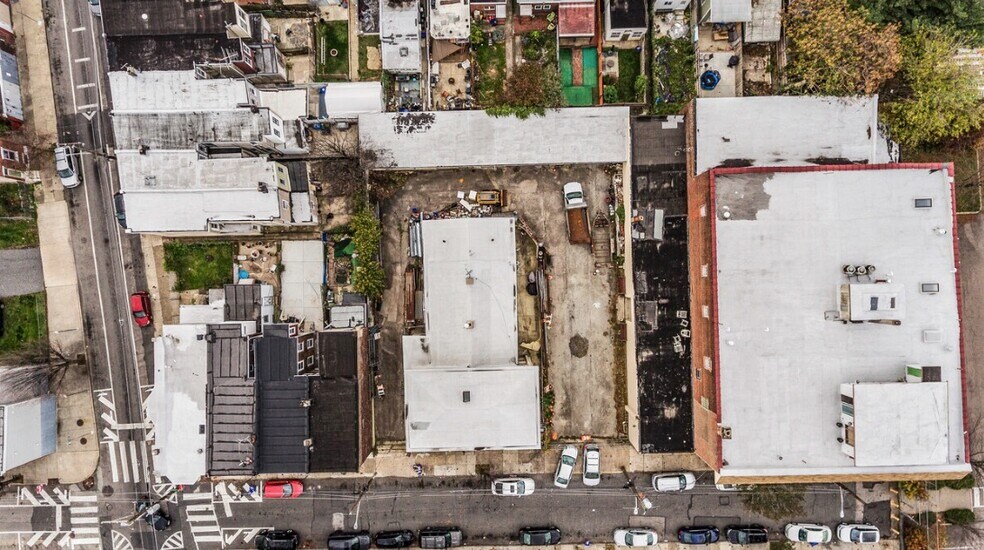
<box><xmin>310</xmin><ymin>331</ymin><xmax>361</xmax><ymax>471</ymax></box>
<box><xmin>255</xmin><ymin>324</ymin><xmax>310</xmax><ymax>474</ymax></box>
<box><xmin>283</xmin><ymin>161</ymin><xmax>310</xmax><ymax>193</ymax></box>
<box><xmin>206</xmin><ymin>324</ymin><xmax>256</xmax><ymax>476</ymax></box>
<box><xmin>609</xmin><ymin>0</ymin><xmax>647</xmax><ymax>29</ymax></box>
<box><xmin>224</xmin><ymin>284</ymin><xmax>263</xmax><ymax>323</ymax></box>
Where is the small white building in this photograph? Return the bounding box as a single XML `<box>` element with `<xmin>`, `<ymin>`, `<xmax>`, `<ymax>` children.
<box><xmin>430</xmin><ymin>0</ymin><xmax>470</xmax><ymax>41</ymax></box>
<box><xmin>605</xmin><ymin>0</ymin><xmax>648</xmax><ymax>42</ymax></box>
<box><xmin>403</xmin><ymin>217</ymin><xmax>541</xmax><ymax>452</ymax></box>
<box><xmin>698</xmin><ymin>0</ymin><xmax>751</xmax><ymax>23</ymax></box>
<box><xmin>320</xmin><ymin>82</ymin><xmax>385</xmax><ymax>121</ymax></box>
<box><xmin>0</xmin><ymin>395</ymin><xmax>57</xmax><ymax>475</ymax></box>
<box><xmin>380</xmin><ymin>0</ymin><xmax>423</xmax><ymax>73</ymax></box>
<box><xmin>653</xmin><ymin>0</ymin><xmax>691</xmax><ymax>12</ymax></box>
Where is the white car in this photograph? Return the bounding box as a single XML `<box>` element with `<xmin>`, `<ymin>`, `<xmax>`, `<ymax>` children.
<box><xmin>785</xmin><ymin>523</ymin><xmax>832</xmax><ymax>545</ymax></box>
<box><xmin>715</xmin><ymin>483</ymin><xmax>740</xmax><ymax>491</ymax></box>
<box><xmin>491</xmin><ymin>477</ymin><xmax>535</xmax><ymax>497</ymax></box>
<box><xmin>553</xmin><ymin>445</ymin><xmax>578</xmax><ymax>488</ymax></box>
<box><xmin>582</xmin><ymin>443</ymin><xmax>601</xmax><ymax>486</ymax></box>
<box><xmin>652</xmin><ymin>472</ymin><xmax>696</xmax><ymax>492</ymax></box>
<box><xmin>54</xmin><ymin>146</ymin><xmax>80</xmax><ymax>189</ymax></box>
<box><xmin>563</xmin><ymin>182</ymin><xmax>586</xmax><ymax>208</ymax></box>
<box><xmin>613</xmin><ymin>529</ymin><xmax>658</xmax><ymax>547</ymax></box>
<box><xmin>837</xmin><ymin>523</ymin><xmax>880</xmax><ymax>544</ymax></box>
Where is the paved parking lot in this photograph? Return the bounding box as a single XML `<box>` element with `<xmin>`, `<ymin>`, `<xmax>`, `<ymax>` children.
<box><xmin>376</xmin><ymin>166</ymin><xmax>618</xmax><ymax>442</ymax></box>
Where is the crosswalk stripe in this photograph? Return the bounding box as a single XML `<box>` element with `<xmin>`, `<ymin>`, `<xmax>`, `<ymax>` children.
<box><xmin>71</xmin><ymin>517</ymin><xmax>99</xmax><ymax>525</ymax></box>
<box><xmin>129</xmin><ymin>441</ymin><xmax>140</xmax><ymax>483</ymax></box>
<box><xmin>27</xmin><ymin>531</ymin><xmax>44</xmax><ymax>545</ymax></box>
<box><xmin>106</xmin><ymin>442</ymin><xmax>120</xmax><ymax>482</ymax></box>
<box><xmin>19</xmin><ymin>488</ymin><xmax>40</xmax><ymax>506</ymax></box>
<box><xmin>161</xmin><ymin>532</ymin><xmax>184</xmax><ymax>550</ymax></box>
<box><xmin>70</xmin><ymin>495</ymin><xmax>98</xmax><ymax>503</ymax></box>
<box><xmin>190</xmin><ymin>524</ymin><xmax>220</xmax><ymax>534</ymax></box>
<box><xmin>72</xmin><ymin>507</ymin><xmax>98</xmax><ymax>514</ymax></box>
<box><xmin>182</xmin><ymin>492</ymin><xmax>212</xmax><ymax>501</ymax></box>
<box><xmin>112</xmin><ymin>530</ymin><xmax>133</xmax><ymax>550</ymax></box>
<box><xmin>139</xmin><ymin>441</ymin><xmax>150</xmax><ymax>483</ymax></box>
<box><xmin>120</xmin><ymin>442</ymin><xmax>131</xmax><ymax>483</ymax></box>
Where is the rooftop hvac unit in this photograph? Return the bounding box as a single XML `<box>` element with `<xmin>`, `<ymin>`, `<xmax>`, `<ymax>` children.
<box><xmin>906</xmin><ymin>364</ymin><xmax>943</xmax><ymax>382</ymax></box>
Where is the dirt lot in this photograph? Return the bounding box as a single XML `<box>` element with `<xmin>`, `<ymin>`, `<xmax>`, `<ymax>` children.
<box><xmin>375</xmin><ymin>166</ymin><xmax>618</xmax><ymax>442</ymax></box>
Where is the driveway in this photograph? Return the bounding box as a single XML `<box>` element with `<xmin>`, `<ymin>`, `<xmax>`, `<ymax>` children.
<box><xmin>0</xmin><ymin>248</ymin><xmax>45</xmax><ymax>297</ymax></box>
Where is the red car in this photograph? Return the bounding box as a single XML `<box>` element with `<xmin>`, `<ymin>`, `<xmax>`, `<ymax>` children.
<box><xmin>129</xmin><ymin>291</ymin><xmax>152</xmax><ymax>327</ymax></box>
<box><xmin>263</xmin><ymin>480</ymin><xmax>304</xmax><ymax>499</ymax></box>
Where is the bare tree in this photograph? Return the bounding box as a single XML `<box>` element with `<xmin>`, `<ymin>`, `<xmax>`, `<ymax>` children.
<box><xmin>0</xmin><ymin>343</ymin><xmax>79</xmax><ymax>397</ymax></box>
<box><xmin>308</xmin><ymin>133</ymin><xmax>403</xmax><ymax>201</ymax></box>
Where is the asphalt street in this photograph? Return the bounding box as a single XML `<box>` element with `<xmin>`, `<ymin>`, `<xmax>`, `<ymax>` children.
<box><xmin>180</xmin><ymin>475</ymin><xmax>854</xmax><ymax>549</ymax></box>
<box><xmin>44</xmin><ymin>0</ymin><xmax>157</xmax><ymax>548</ymax></box>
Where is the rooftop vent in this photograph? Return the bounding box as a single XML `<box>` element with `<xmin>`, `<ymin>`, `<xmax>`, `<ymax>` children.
<box><xmin>923</xmin><ymin>329</ymin><xmax>943</xmax><ymax>343</ymax></box>
<box><xmin>720</xmin><ymin>426</ymin><xmax>732</xmax><ymax>439</ymax></box>
<box><xmin>463</xmin><ymin>320</ymin><xmax>474</xmax><ymax>329</ymax></box>
<box><xmin>914</xmin><ymin>198</ymin><xmax>933</xmax><ymax>208</ymax></box>
<box><xmin>462</xmin><ymin>391</ymin><xmax>471</xmax><ymax>403</ymax></box>
<box><xmin>144</xmin><ymin>175</ymin><xmax>157</xmax><ymax>186</ymax></box>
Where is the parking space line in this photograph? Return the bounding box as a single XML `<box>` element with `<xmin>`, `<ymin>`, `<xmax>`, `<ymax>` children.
<box><xmin>74</xmin><ymin>57</ymin><xmax>90</xmax><ymax>63</ymax></box>
<box><xmin>76</xmin><ymin>83</ymin><xmax>96</xmax><ymax>89</ymax></box>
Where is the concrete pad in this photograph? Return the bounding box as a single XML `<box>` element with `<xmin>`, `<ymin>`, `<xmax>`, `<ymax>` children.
<box><xmin>36</xmin><ymin>201</ymin><xmax>79</xmax><ymax>287</ymax></box>
<box><xmin>8</xmin><ymin>389</ymin><xmax>100</xmax><ymax>484</ymax></box>
<box><xmin>0</xmin><ymin>249</ymin><xmax>45</xmax><ymax>297</ymax></box>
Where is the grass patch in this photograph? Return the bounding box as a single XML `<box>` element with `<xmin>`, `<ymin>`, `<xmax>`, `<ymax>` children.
<box><xmin>358</xmin><ymin>34</ymin><xmax>382</xmax><ymax>80</ymax></box>
<box><xmin>0</xmin><ymin>219</ymin><xmax>39</xmax><ymax>249</ymax></box>
<box><xmin>316</xmin><ymin>20</ymin><xmax>350</xmax><ymax>79</ymax></box>
<box><xmin>473</xmin><ymin>41</ymin><xmax>506</xmax><ymax>105</ymax></box>
<box><xmin>0</xmin><ymin>292</ymin><xmax>47</xmax><ymax>354</ymax></box>
<box><xmin>651</xmin><ymin>36</ymin><xmax>695</xmax><ymax>115</ymax></box>
<box><xmin>0</xmin><ymin>183</ymin><xmax>35</xmax><ymax>218</ymax></box>
<box><xmin>904</xmin><ymin>145</ymin><xmax>981</xmax><ymax>213</ymax></box>
<box><xmin>615</xmin><ymin>49</ymin><xmax>642</xmax><ymax>103</ymax></box>
<box><xmin>163</xmin><ymin>241</ymin><xmax>236</xmax><ymax>291</ymax></box>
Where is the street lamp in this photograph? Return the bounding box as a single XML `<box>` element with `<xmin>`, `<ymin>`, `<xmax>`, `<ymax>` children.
<box><xmin>16</xmin><ymin>11</ymin><xmax>44</xmax><ymax>27</ymax></box>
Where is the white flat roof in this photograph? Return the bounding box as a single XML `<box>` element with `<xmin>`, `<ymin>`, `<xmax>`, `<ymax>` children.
<box><xmin>430</xmin><ymin>0</ymin><xmax>469</xmax><ymax>40</ymax></box>
<box><xmin>418</xmin><ymin>217</ymin><xmax>518</xmax><ymax>367</ymax></box>
<box><xmin>109</xmin><ymin>70</ymin><xmax>251</xmax><ymax>112</ymax></box>
<box><xmin>403</xmin><ymin>217</ymin><xmax>539</xmax><ymax>451</ymax></box>
<box><xmin>147</xmin><ymin>325</ymin><xmax>208</xmax><ymax>484</ymax></box>
<box><xmin>257</xmin><ymin>88</ymin><xmax>309</xmax><ymax>120</ymax></box>
<box><xmin>118</xmin><ymin>151</ymin><xmax>282</xmax><ymax>233</ymax></box>
<box><xmin>695</xmin><ymin>96</ymin><xmax>891</xmax><ymax>174</ymax></box>
<box><xmin>404</xmin><ymin>366</ymin><xmax>541</xmax><ymax>452</ymax></box>
<box><xmin>280</xmin><ymin>241</ymin><xmax>325</xmax><ymax>331</ymax></box>
<box><xmin>380</xmin><ymin>0</ymin><xmax>422</xmax><ymax>73</ymax></box>
<box><xmin>321</xmin><ymin>82</ymin><xmax>384</xmax><ymax>120</ymax></box>
<box><xmin>851</xmin><ymin>382</ymin><xmax>950</xmax><ymax>467</ymax></box>
<box><xmin>359</xmin><ymin>108</ymin><xmax>630</xmax><ymax>168</ymax></box>
<box><xmin>714</xmin><ymin>166</ymin><xmax>967</xmax><ymax>477</ymax></box>
<box><xmin>1</xmin><ymin>395</ymin><xmax>56</xmax><ymax>474</ymax></box>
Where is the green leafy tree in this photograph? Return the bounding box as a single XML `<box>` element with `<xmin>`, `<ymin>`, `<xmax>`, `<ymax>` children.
<box><xmin>785</xmin><ymin>0</ymin><xmax>902</xmax><ymax>95</ymax></box>
<box><xmin>352</xmin><ymin>258</ymin><xmax>385</xmax><ymax>300</ymax></box>
<box><xmin>852</xmin><ymin>0</ymin><xmax>984</xmax><ymax>44</ymax></box>
<box><xmin>487</xmin><ymin>62</ymin><xmax>565</xmax><ymax>118</ymax></box>
<box><xmin>603</xmin><ymin>85</ymin><xmax>619</xmax><ymax>103</ymax></box>
<box><xmin>882</xmin><ymin>26</ymin><xmax>984</xmax><ymax>148</ymax></box>
<box><xmin>739</xmin><ymin>484</ymin><xmax>805</xmax><ymax>521</ymax></box>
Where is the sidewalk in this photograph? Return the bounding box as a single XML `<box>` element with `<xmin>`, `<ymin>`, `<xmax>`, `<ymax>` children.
<box><xmin>7</xmin><ymin>0</ymin><xmax>100</xmax><ymax>485</ymax></box>
<box><xmin>358</xmin><ymin>440</ymin><xmax>710</xmax><ymax>478</ymax></box>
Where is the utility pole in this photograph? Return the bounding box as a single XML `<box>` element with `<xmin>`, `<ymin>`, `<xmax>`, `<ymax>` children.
<box><xmin>351</xmin><ymin>474</ymin><xmax>377</xmax><ymax>530</ymax></box>
<box><xmin>620</xmin><ymin>467</ymin><xmax>652</xmax><ymax>514</ymax></box>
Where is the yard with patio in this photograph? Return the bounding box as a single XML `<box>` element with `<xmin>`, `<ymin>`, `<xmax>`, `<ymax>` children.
<box><xmin>651</xmin><ymin>36</ymin><xmax>695</xmax><ymax>115</ymax></box>
<box><xmin>602</xmin><ymin>48</ymin><xmax>643</xmax><ymax>104</ymax></box>
<box><xmin>560</xmin><ymin>47</ymin><xmax>599</xmax><ymax>106</ymax></box>
<box><xmin>473</xmin><ymin>24</ymin><xmax>507</xmax><ymax>105</ymax></box>
<box><xmin>316</xmin><ymin>20</ymin><xmax>350</xmax><ymax>80</ymax></box>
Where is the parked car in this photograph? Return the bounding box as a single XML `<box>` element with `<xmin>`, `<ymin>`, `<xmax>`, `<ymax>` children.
<box><xmin>374</xmin><ymin>530</ymin><xmax>414</xmax><ymax>548</ymax></box>
<box><xmin>491</xmin><ymin>477</ymin><xmax>535</xmax><ymax>496</ymax></box>
<box><xmin>519</xmin><ymin>527</ymin><xmax>561</xmax><ymax>546</ymax></box>
<box><xmin>54</xmin><ymin>146</ymin><xmax>80</xmax><ymax>189</ymax></box>
<box><xmin>836</xmin><ymin>523</ymin><xmax>880</xmax><ymax>544</ymax></box>
<box><xmin>135</xmin><ymin>498</ymin><xmax>170</xmax><ymax>531</ymax></box>
<box><xmin>327</xmin><ymin>531</ymin><xmax>371</xmax><ymax>550</ymax></box>
<box><xmin>678</xmin><ymin>526</ymin><xmax>720</xmax><ymax>545</ymax></box>
<box><xmin>725</xmin><ymin>525</ymin><xmax>768</xmax><ymax>545</ymax></box>
<box><xmin>263</xmin><ymin>480</ymin><xmax>303</xmax><ymax>499</ymax></box>
<box><xmin>785</xmin><ymin>524</ymin><xmax>832</xmax><ymax>545</ymax></box>
<box><xmin>418</xmin><ymin>527</ymin><xmax>463</xmax><ymax>549</ymax></box>
<box><xmin>652</xmin><ymin>472</ymin><xmax>696</xmax><ymax>492</ymax></box>
<box><xmin>255</xmin><ymin>529</ymin><xmax>300</xmax><ymax>550</ymax></box>
<box><xmin>129</xmin><ymin>291</ymin><xmax>152</xmax><ymax>327</ymax></box>
<box><xmin>553</xmin><ymin>444</ymin><xmax>577</xmax><ymax>488</ymax></box>
<box><xmin>582</xmin><ymin>443</ymin><xmax>601</xmax><ymax>486</ymax></box>
<box><xmin>715</xmin><ymin>483</ymin><xmax>740</xmax><ymax>491</ymax></box>
<box><xmin>113</xmin><ymin>192</ymin><xmax>127</xmax><ymax>228</ymax></box>
<box><xmin>613</xmin><ymin>528</ymin><xmax>658</xmax><ymax>547</ymax></box>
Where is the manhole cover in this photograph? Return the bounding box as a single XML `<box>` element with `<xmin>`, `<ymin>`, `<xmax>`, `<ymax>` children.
<box><xmin>79</xmin><ymin>437</ymin><xmax>87</xmax><ymax>445</ymax></box>
<box><xmin>102</xmin><ymin>485</ymin><xmax>114</xmax><ymax>497</ymax></box>
<box><xmin>569</xmin><ymin>335</ymin><xmax>589</xmax><ymax>358</ymax></box>
<box><xmin>76</xmin><ymin>419</ymin><xmax>84</xmax><ymax>427</ymax></box>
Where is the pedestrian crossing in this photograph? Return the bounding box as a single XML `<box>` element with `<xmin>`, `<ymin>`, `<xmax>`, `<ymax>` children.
<box><xmin>68</xmin><ymin>493</ymin><xmax>101</xmax><ymax>547</ymax></box>
<box><xmin>18</xmin><ymin>486</ymin><xmax>71</xmax><ymax>507</ymax></box>
<box><xmin>102</xmin><ymin>439</ymin><xmax>151</xmax><ymax>483</ymax></box>
<box><xmin>111</xmin><ymin>530</ymin><xmax>134</xmax><ymax>550</ymax></box>
<box><xmin>161</xmin><ymin>532</ymin><xmax>185</xmax><ymax>550</ymax></box>
<box><xmin>183</xmin><ymin>491</ymin><xmax>222</xmax><ymax>546</ymax></box>
<box><xmin>222</xmin><ymin>528</ymin><xmax>272</xmax><ymax>547</ymax></box>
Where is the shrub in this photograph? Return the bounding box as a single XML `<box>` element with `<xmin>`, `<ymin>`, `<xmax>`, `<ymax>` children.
<box><xmin>900</xmin><ymin>480</ymin><xmax>930</xmax><ymax>500</ymax></box>
<box><xmin>903</xmin><ymin>525</ymin><xmax>929</xmax><ymax>550</ymax></box>
<box><xmin>603</xmin><ymin>85</ymin><xmax>619</xmax><ymax>103</ymax></box>
<box><xmin>942</xmin><ymin>474</ymin><xmax>976</xmax><ymax>490</ymax></box>
<box><xmin>943</xmin><ymin>508</ymin><xmax>976</xmax><ymax>525</ymax></box>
